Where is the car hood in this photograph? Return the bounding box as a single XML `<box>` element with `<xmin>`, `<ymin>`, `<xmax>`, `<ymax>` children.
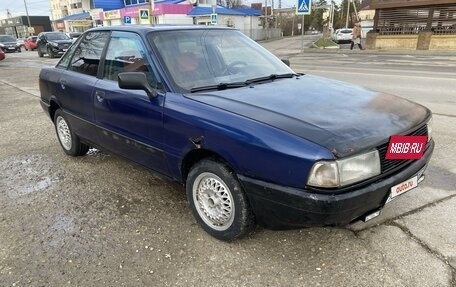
<box><xmin>184</xmin><ymin>75</ymin><xmax>430</xmax><ymax>158</ymax></box>
<box><xmin>0</xmin><ymin>41</ymin><xmax>17</xmax><ymax>45</ymax></box>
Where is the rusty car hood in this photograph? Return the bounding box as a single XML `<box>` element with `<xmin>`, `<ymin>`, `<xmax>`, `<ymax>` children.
<box><xmin>185</xmin><ymin>75</ymin><xmax>430</xmax><ymax>158</ymax></box>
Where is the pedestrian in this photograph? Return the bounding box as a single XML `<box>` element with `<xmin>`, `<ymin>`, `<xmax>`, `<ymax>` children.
<box><xmin>351</xmin><ymin>22</ymin><xmax>365</xmax><ymax>50</ymax></box>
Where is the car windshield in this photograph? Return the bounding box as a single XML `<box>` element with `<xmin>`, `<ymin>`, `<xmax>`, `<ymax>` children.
<box><xmin>340</xmin><ymin>30</ymin><xmax>352</xmax><ymax>34</ymax></box>
<box><xmin>0</xmin><ymin>35</ymin><xmax>16</xmax><ymax>42</ymax></box>
<box><xmin>148</xmin><ymin>29</ymin><xmax>293</xmax><ymax>92</ymax></box>
<box><xmin>46</xmin><ymin>33</ymin><xmax>70</xmax><ymax>41</ymax></box>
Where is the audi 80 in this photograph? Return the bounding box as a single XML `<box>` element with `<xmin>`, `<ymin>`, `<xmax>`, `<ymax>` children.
<box><xmin>39</xmin><ymin>26</ymin><xmax>434</xmax><ymax>241</ymax></box>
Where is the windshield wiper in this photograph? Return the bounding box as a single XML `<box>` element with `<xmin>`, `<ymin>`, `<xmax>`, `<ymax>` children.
<box><xmin>245</xmin><ymin>73</ymin><xmax>300</xmax><ymax>84</ymax></box>
<box><xmin>190</xmin><ymin>82</ymin><xmax>248</xmax><ymax>93</ymax></box>
<box><xmin>189</xmin><ymin>73</ymin><xmax>302</xmax><ymax>93</ymax></box>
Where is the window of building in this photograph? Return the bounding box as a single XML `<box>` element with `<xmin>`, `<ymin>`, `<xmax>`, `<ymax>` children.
<box><xmin>124</xmin><ymin>0</ymin><xmax>149</xmax><ymax>6</ymax></box>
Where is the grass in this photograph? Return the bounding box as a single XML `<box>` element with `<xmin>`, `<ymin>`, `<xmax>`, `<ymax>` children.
<box><xmin>313</xmin><ymin>38</ymin><xmax>339</xmax><ymax>49</ymax></box>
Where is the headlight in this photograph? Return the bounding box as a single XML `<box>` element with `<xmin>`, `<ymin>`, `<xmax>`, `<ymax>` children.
<box><xmin>427</xmin><ymin>116</ymin><xmax>433</xmax><ymax>142</ymax></box>
<box><xmin>0</xmin><ymin>43</ymin><xmax>4</xmax><ymax>47</ymax></box>
<box><xmin>308</xmin><ymin>150</ymin><xmax>381</xmax><ymax>188</ymax></box>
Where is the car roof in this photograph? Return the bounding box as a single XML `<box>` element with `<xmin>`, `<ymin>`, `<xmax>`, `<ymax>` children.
<box><xmin>86</xmin><ymin>25</ymin><xmax>235</xmax><ymax>36</ymax></box>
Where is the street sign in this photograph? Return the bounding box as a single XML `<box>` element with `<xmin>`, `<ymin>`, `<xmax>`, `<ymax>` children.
<box><xmin>124</xmin><ymin>16</ymin><xmax>132</xmax><ymax>24</ymax></box>
<box><xmin>210</xmin><ymin>13</ymin><xmax>217</xmax><ymax>25</ymax></box>
<box><xmin>296</xmin><ymin>0</ymin><xmax>311</xmax><ymax>15</ymax></box>
<box><xmin>139</xmin><ymin>9</ymin><xmax>150</xmax><ymax>21</ymax></box>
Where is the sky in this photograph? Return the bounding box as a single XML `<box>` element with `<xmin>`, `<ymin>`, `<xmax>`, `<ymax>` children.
<box><xmin>0</xmin><ymin>0</ymin><xmax>343</xmax><ymax>19</ymax></box>
<box><xmin>0</xmin><ymin>0</ymin><xmax>52</xmax><ymax>19</ymax></box>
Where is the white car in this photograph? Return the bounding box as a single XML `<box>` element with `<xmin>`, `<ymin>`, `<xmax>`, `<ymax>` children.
<box><xmin>333</xmin><ymin>28</ymin><xmax>353</xmax><ymax>44</ymax></box>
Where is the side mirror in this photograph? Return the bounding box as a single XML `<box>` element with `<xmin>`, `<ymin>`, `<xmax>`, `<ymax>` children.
<box><xmin>281</xmin><ymin>59</ymin><xmax>290</xmax><ymax>67</ymax></box>
<box><xmin>118</xmin><ymin>72</ymin><xmax>157</xmax><ymax>98</ymax></box>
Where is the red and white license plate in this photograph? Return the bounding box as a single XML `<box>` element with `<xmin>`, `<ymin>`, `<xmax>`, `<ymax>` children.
<box><xmin>391</xmin><ymin>176</ymin><xmax>418</xmax><ymax>198</ymax></box>
<box><xmin>385</xmin><ymin>177</ymin><xmax>418</xmax><ymax>204</ymax></box>
<box><xmin>385</xmin><ymin>165</ymin><xmax>426</xmax><ymax>204</ymax></box>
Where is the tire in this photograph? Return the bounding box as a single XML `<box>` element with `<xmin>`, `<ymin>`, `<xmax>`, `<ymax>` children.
<box><xmin>47</xmin><ymin>47</ymin><xmax>54</xmax><ymax>58</ymax></box>
<box><xmin>38</xmin><ymin>50</ymin><xmax>43</xmax><ymax>57</ymax></box>
<box><xmin>54</xmin><ymin>110</ymin><xmax>89</xmax><ymax>157</ymax></box>
<box><xmin>186</xmin><ymin>159</ymin><xmax>255</xmax><ymax>241</ymax></box>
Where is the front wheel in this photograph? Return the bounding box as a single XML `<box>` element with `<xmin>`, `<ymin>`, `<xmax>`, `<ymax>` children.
<box><xmin>54</xmin><ymin>110</ymin><xmax>89</xmax><ymax>156</ymax></box>
<box><xmin>47</xmin><ymin>47</ymin><xmax>54</xmax><ymax>58</ymax></box>
<box><xmin>186</xmin><ymin>159</ymin><xmax>255</xmax><ymax>241</ymax></box>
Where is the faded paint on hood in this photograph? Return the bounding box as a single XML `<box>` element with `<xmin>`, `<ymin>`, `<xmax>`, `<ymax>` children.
<box><xmin>185</xmin><ymin>75</ymin><xmax>430</xmax><ymax>158</ymax></box>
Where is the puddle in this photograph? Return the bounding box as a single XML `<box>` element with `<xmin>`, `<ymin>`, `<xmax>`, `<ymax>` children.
<box><xmin>0</xmin><ymin>154</ymin><xmax>59</xmax><ymax>199</ymax></box>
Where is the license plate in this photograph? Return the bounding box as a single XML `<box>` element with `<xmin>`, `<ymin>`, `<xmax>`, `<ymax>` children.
<box><xmin>391</xmin><ymin>176</ymin><xmax>418</xmax><ymax>198</ymax></box>
<box><xmin>62</xmin><ymin>49</ymin><xmax>68</xmax><ymax>52</ymax></box>
<box><xmin>385</xmin><ymin>165</ymin><xmax>426</xmax><ymax>204</ymax></box>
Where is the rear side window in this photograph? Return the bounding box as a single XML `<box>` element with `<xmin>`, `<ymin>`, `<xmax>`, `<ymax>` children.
<box><xmin>68</xmin><ymin>31</ymin><xmax>109</xmax><ymax>77</ymax></box>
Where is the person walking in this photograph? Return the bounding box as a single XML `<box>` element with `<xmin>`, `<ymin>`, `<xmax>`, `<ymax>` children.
<box><xmin>351</xmin><ymin>22</ymin><xmax>365</xmax><ymax>50</ymax></box>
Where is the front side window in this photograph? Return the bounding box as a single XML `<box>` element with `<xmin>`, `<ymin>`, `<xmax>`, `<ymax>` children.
<box><xmin>148</xmin><ymin>29</ymin><xmax>293</xmax><ymax>92</ymax></box>
<box><xmin>103</xmin><ymin>32</ymin><xmax>158</xmax><ymax>87</ymax></box>
<box><xmin>69</xmin><ymin>31</ymin><xmax>110</xmax><ymax>77</ymax></box>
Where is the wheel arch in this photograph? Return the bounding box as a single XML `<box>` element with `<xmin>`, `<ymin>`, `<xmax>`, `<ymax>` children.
<box><xmin>181</xmin><ymin>148</ymin><xmax>234</xmax><ymax>183</ymax></box>
<box><xmin>49</xmin><ymin>98</ymin><xmax>61</xmax><ymax>121</ymax></box>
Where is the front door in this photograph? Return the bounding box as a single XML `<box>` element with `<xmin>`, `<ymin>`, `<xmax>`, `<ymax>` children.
<box><xmin>93</xmin><ymin>31</ymin><xmax>168</xmax><ymax>174</ymax></box>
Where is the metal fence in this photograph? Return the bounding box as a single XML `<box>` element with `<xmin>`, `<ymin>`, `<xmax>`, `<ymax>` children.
<box><xmin>376</xmin><ymin>4</ymin><xmax>456</xmax><ymax>35</ymax></box>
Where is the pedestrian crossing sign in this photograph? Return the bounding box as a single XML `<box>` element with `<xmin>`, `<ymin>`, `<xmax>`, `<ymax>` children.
<box><xmin>139</xmin><ymin>9</ymin><xmax>150</xmax><ymax>21</ymax></box>
<box><xmin>296</xmin><ymin>0</ymin><xmax>311</xmax><ymax>15</ymax></box>
<box><xmin>210</xmin><ymin>13</ymin><xmax>217</xmax><ymax>25</ymax></box>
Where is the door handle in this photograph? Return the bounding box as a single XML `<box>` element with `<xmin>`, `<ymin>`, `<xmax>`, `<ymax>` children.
<box><xmin>95</xmin><ymin>90</ymin><xmax>105</xmax><ymax>102</ymax></box>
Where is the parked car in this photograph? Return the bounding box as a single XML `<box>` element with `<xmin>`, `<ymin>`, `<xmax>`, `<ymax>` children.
<box><xmin>66</xmin><ymin>32</ymin><xmax>82</xmax><ymax>41</ymax></box>
<box><xmin>39</xmin><ymin>26</ymin><xmax>434</xmax><ymax>241</ymax></box>
<box><xmin>0</xmin><ymin>48</ymin><xmax>5</xmax><ymax>61</ymax></box>
<box><xmin>16</xmin><ymin>38</ymin><xmax>25</xmax><ymax>48</ymax></box>
<box><xmin>334</xmin><ymin>28</ymin><xmax>353</xmax><ymax>44</ymax></box>
<box><xmin>36</xmin><ymin>32</ymin><xmax>73</xmax><ymax>58</ymax></box>
<box><xmin>24</xmin><ymin>36</ymin><xmax>38</xmax><ymax>51</ymax></box>
<box><xmin>0</xmin><ymin>35</ymin><xmax>21</xmax><ymax>52</ymax></box>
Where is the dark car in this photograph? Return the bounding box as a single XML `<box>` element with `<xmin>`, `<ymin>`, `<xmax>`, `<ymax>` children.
<box><xmin>0</xmin><ymin>35</ymin><xmax>21</xmax><ymax>53</ymax></box>
<box><xmin>39</xmin><ymin>26</ymin><xmax>434</xmax><ymax>241</ymax></box>
<box><xmin>24</xmin><ymin>36</ymin><xmax>38</xmax><ymax>51</ymax></box>
<box><xmin>67</xmin><ymin>32</ymin><xmax>82</xmax><ymax>41</ymax></box>
<box><xmin>36</xmin><ymin>32</ymin><xmax>73</xmax><ymax>58</ymax></box>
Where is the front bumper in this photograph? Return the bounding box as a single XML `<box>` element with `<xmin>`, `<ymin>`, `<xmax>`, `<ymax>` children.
<box><xmin>239</xmin><ymin>139</ymin><xmax>434</xmax><ymax>230</ymax></box>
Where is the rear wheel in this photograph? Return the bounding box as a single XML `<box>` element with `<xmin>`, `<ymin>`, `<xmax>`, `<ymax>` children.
<box><xmin>54</xmin><ymin>110</ymin><xmax>89</xmax><ymax>157</ymax></box>
<box><xmin>186</xmin><ymin>159</ymin><xmax>255</xmax><ymax>241</ymax></box>
<box><xmin>38</xmin><ymin>50</ymin><xmax>43</xmax><ymax>57</ymax></box>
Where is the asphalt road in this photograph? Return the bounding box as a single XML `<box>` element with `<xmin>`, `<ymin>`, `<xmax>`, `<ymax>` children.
<box><xmin>0</xmin><ymin>43</ymin><xmax>455</xmax><ymax>287</ymax></box>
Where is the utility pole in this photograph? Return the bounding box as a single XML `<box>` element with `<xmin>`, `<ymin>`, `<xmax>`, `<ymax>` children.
<box><xmin>345</xmin><ymin>0</ymin><xmax>351</xmax><ymax>28</ymax></box>
<box><xmin>150</xmin><ymin>0</ymin><xmax>155</xmax><ymax>25</ymax></box>
<box><xmin>23</xmin><ymin>0</ymin><xmax>32</xmax><ymax>37</ymax></box>
<box><xmin>351</xmin><ymin>0</ymin><xmax>359</xmax><ymax>22</ymax></box>
<box><xmin>23</xmin><ymin>0</ymin><xmax>32</xmax><ymax>27</ymax></box>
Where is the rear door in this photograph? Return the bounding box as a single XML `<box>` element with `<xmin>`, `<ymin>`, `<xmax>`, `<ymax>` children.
<box><xmin>56</xmin><ymin>31</ymin><xmax>110</xmax><ymax>142</ymax></box>
<box><xmin>93</xmin><ymin>31</ymin><xmax>168</xmax><ymax>174</ymax></box>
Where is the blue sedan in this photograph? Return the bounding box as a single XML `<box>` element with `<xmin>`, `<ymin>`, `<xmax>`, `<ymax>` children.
<box><xmin>39</xmin><ymin>26</ymin><xmax>434</xmax><ymax>241</ymax></box>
